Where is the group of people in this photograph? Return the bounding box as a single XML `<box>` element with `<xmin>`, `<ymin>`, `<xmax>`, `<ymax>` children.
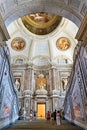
<box><xmin>46</xmin><ymin>109</ymin><xmax>64</xmax><ymax>126</ymax></box>
<box><xmin>18</xmin><ymin>108</ymin><xmax>36</xmax><ymax>121</ymax></box>
<box><xmin>19</xmin><ymin>107</ymin><xmax>64</xmax><ymax>125</ymax></box>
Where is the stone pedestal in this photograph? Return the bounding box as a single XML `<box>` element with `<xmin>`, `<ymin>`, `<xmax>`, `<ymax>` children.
<box><xmin>23</xmin><ymin>90</ymin><xmax>33</xmax><ymax>116</ymax></box>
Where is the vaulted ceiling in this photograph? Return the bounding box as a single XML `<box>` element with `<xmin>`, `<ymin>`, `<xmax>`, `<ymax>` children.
<box><xmin>6</xmin><ymin>13</ymin><xmax>78</xmax><ymax>67</ymax></box>
<box><xmin>0</xmin><ymin>0</ymin><xmax>87</xmax><ymax>26</ymax></box>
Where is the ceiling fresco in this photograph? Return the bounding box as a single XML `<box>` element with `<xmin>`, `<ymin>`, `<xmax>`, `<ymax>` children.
<box><xmin>56</xmin><ymin>37</ymin><xmax>71</xmax><ymax>51</ymax></box>
<box><xmin>11</xmin><ymin>37</ymin><xmax>26</xmax><ymax>51</ymax></box>
<box><xmin>21</xmin><ymin>13</ymin><xmax>62</xmax><ymax>35</ymax></box>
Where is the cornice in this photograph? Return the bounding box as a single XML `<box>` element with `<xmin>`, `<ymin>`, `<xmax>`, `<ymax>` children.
<box><xmin>76</xmin><ymin>12</ymin><xmax>87</xmax><ymax>41</ymax></box>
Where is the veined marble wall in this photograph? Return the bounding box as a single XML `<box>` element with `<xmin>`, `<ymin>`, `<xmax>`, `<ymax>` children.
<box><xmin>0</xmin><ymin>43</ymin><xmax>19</xmax><ymax>129</ymax></box>
<box><xmin>64</xmin><ymin>13</ymin><xmax>87</xmax><ymax>130</ymax></box>
<box><xmin>0</xmin><ymin>14</ymin><xmax>19</xmax><ymax>129</ymax></box>
<box><xmin>64</xmin><ymin>42</ymin><xmax>87</xmax><ymax>129</ymax></box>
<box><xmin>12</xmin><ymin>62</ymin><xmax>72</xmax><ymax>116</ymax></box>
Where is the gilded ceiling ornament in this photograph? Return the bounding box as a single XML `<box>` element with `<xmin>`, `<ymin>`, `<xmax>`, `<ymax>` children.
<box><xmin>11</xmin><ymin>37</ymin><xmax>26</xmax><ymax>51</ymax></box>
<box><xmin>21</xmin><ymin>13</ymin><xmax>62</xmax><ymax>35</ymax></box>
<box><xmin>56</xmin><ymin>37</ymin><xmax>71</xmax><ymax>51</ymax></box>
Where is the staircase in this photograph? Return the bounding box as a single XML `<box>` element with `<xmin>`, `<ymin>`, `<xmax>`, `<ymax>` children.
<box><xmin>5</xmin><ymin>119</ymin><xmax>84</xmax><ymax>130</ymax></box>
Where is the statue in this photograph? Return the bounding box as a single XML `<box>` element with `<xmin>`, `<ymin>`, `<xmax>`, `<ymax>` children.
<box><xmin>39</xmin><ymin>81</ymin><xmax>46</xmax><ymax>90</ymax></box>
<box><xmin>15</xmin><ymin>79</ymin><xmax>21</xmax><ymax>91</ymax></box>
<box><xmin>62</xmin><ymin>78</ymin><xmax>68</xmax><ymax>91</ymax></box>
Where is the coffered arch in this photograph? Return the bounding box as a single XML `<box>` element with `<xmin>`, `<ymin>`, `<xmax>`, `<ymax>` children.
<box><xmin>0</xmin><ymin>0</ymin><xmax>87</xmax><ymax>27</ymax></box>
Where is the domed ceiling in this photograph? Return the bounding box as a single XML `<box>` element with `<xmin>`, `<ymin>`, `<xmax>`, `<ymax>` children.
<box><xmin>21</xmin><ymin>13</ymin><xmax>62</xmax><ymax>35</ymax></box>
<box><xmin>6</xmin><ymin>12</ymin><xmax>78</xmax><ymax>67</ymax></box>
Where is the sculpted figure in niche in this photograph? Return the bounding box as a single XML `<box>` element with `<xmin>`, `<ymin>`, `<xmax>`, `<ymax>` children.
<box><xmin>62</xmin><ymin>78</ymin><xmax>68</xmax><ymax>91</ymax></box>
<box><xmin>15</xmin><ymin>78</ymin><xmax>21</xmax><ymax>91</ymax></box>
<box><xmin>39</xmin><ymin>81</ymin><xmax>46</xmax><ymax>90</ymax></box>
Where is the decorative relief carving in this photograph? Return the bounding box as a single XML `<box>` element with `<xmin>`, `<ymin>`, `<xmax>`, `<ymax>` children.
<box><xmin>15</xmin><ymin>59</ymin><xmax>23</xmax><ymax>64</ymax></box>
<box><xmin>23</xmin><ymin>90</ymin><xmax>33</xmax><ymax>96</ymax></box>
<box><xmin>35</xmin><ymin>89</ymin><xmax>47</xmax><ymax>95</ymax></box>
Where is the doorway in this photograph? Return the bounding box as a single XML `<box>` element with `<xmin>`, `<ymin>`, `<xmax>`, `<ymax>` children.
<box><xmin>37</xmin><ymin>103</ymin><xmax>46</xmax><ymax>119</ymax></box>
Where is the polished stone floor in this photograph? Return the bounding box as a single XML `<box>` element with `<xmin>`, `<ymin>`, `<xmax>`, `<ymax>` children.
<box><xmin>5</xmin><ymin>119</ymin><xmax>84</xmax><ymax>130</ymax></box>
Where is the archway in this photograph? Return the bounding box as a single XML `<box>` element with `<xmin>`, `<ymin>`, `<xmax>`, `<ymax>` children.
<box><xmin>0</xmin><ymin>0</ymin><xmax>86</xmax><ymax>27</ymax></box>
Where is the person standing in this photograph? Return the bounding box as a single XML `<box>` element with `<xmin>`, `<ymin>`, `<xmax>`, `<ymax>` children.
<box><xmin>56</xmin><ymin>111</ymin><xmax>61</xmax><ymax>126</ymax></box>
<box><xmin>34</xmin><ymin>111</ymin><xmax>36</xmax><ymax>120</ymax></box>
<box><xmin>29</xmin><ymin>109</ymin><xmax>33</xmax><ymax>121</ymax></box>
<box><xmin>53</xmin><ymin>109</ymin><xmax>56</xmax><ymax>124</ymax></box>
<box><xmin>46</xmin><ymin>111</ymin><xmax>51</xmax><ymax>120</ymax></box>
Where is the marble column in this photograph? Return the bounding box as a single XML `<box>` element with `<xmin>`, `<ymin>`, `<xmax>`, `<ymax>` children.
<box><xmin>51</xmin><ymin>66</ymin><xmax>57</xmax><ymax>90</ymax></box>
<box><xmin>49</xmin><ymin>69</ymin><xmax>52</xmax><ymax>91</ymax></box>
<box><xmin>28</xmin><ymin>66</ymin><xmax>34</xmax><ymax>91</ymax></box>
<box><xmin>34</xmin><ymin>100</ymin><xmax>37</xmax><ymax>112</ymax></box>
<box><xmin>30</xmin><ymin>67</ymin><xmax>35</xmax><ymax>92</ymax></box>
<box><xmin>24</xmin><ymin>97</ymin><xmax>30</xmax><ymax>116</ymax></box>
<box><xmin>24</xmin><ymin>67</ymin><xmax>28</xmax><ymax>90</ymax></box>
<box><xmin>30</xmin><ymin>68</ymin><xmax>32</xmax><ymax>91</ymax></box>
<box><xmin>55</xmin><ymin>69</ymin><xmax>58</xmax><ymax>90</ymax></box>
<box><xmin>28</xmin><ymin>66</ymin><xmax>31</xmax><ymax>90</ymax></box>
<box><xmin>32</xmin><ymin>68</ymin><xmax>35</xmax><ymax>92</ymax></box>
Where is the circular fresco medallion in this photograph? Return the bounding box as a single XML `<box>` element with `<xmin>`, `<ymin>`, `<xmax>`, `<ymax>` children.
<box><xmin>56</xmin><ymin>37</ymin><xmax>71</xmax><ymax>51</ymax></box>
<box><xmin>11</xmin><ymin>37</ymin><xmax>26</xmax><ymax>51</ymax></box>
